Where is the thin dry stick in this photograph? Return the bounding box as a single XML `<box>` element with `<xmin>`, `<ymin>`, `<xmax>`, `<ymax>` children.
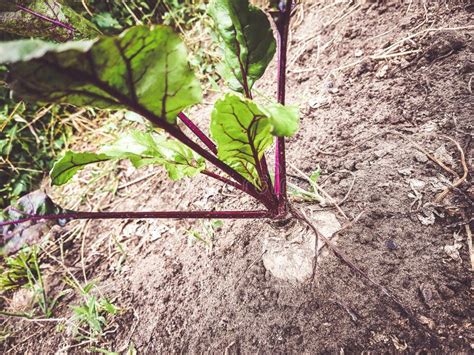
<box><xmin>405</xmin><ymin>0</ymin><xmax>413</xmax><ymax>14</ymax></box>
<box><xmin>365</xmin><ymin>25</ymin><xmax>398</xmax><ymax>43</ymax></box>
<box><xmin>288</xmin><ymin>33</ymin><xmax>319</xmax><ymax>69</ymax></box>
<box><xmin>371</xmin><ymin>49</ymin><xmax>421</xmax><ymax>60</ymax></box>
<box><xmin>337</xmin><ymin>171</ymin><xmax>356</xmax><ymax>205</ymax></box>
<box><xmin>40</xmin><ymin>245</ymin><xmax>86</xmax><ymax>295</ymax></box>
<box><xmin>374</xmin><ymin>25</ymin><xmax>474</xmax><ymax>58</ymax></box>
<box><xmin>120</xmin><ymin>0</ymin><xmax>141</xmax><ymax>25</ymax></box>
<box><xmin>116</xmin><ymin>309</ymin><xmax>140</xmax><ymax>353</ymax></box>
<box><xmin>290</xmin><ymin>38</ymin><xmax>336</xmax><ymax>74</ymax></box>
<box><xmin>317</xmin><ymin>130</ymin><xmax>461</xmax><ymax>180</ymax></box>
<box><xmin>0</xmin><ymin>102</ymin><xmax>22</xmax><ymax>132</ymax></box>
<box><xmin>295</xmin><ymin>1</ymin><xmax>306</xmax><ymax>28</ymax></box>
<box><xmin>17</xmin><ymin>105</ymin><xmax>53</xmax><ymax>133</ymax></box>
<box><xmin>0</xmin><ymin>310</ymin><xmax>90</xmax><ymax>335</ymax></box>
<box><xmin>224</xmin><ymin>341</ymin><xmax>237</xmax><ymax>355</ymax></box>
<box><xmin>334</xmin><ymin>299</ymin><xmax>358</xmax><ymax>322</ymax></box>
<box><xmin>317</xmin><ymin>210</ymin><xmax>365</xmax><ymax>257</ymax></box>
<box><xmin>466</xmin><ymin>224</ymin><xmax>474</xmax><ymax>272</ymax></box>
<box><xmin>289</xmin><ymin>1</ymin><xmax>358</xmax><ymax>72</ymax></box>
<box><xmin>392</xmin><ymin>132</ymin><xmax>459</xmax><ymax>177</ymax></box>
<box><xmin>0</xmin><ymin>311</ymin><xmax>65</xmax><ymax>323</ymax></box>
<box><xmin>317</xmin><ymin>170</ymin><xmax>356</xmax><ymax>205</ymax></box>
<box><xmin>324</xmin><ymin>2</ymin><xmax>360</xmax><ymax>28</ymax></box>
<box><xmin>6</xmin><ymin>329</ymin><xmax>45</xmax><ymax>354</ymax></box>
<box><xmin>117</xmin><ymin>171</ymin><xmax>159</xmax><ymax>190</ymax></box>
<box><xmin>80</xmin><ymin>220</ymin><xmax>91</xmax><ymax>284</ymax></box>
<box><xmin>435</xmin><ymin>136</ymin><xmax>469</xmax><ymax>203</ymax></box>
<box><xmin>58</xmin><ymin>340</ymin><xmax>94</xmax><ymax>353</ymax></box>
<box><xmin>313</xmin><ymin>184</ymin><xmax>349</xmax><ymax>220</ymax></box>
<box><xmin>81</xmin><ymin>0</ymin><xmax>93</xmax><ymax>17</ymax></box>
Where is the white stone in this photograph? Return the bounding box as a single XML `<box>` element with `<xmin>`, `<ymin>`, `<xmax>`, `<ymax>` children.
<box><xmin>262</xmin><ymin>211</ymin><xmax>341</xmax><ymax>283</ymax></box>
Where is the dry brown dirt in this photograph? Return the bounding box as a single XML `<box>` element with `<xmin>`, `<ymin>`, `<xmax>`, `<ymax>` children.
<box><xmin>2</xmin><ymin>1</ymin><xmax>473</xmax><ymax>353</ymax></box>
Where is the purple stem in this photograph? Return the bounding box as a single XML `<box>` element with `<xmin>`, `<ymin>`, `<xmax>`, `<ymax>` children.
<box><xmin>178</xmin><ymin>112</ymin><xmax>217</xmax><ymax>154</ymax></box>
<box><xmin>36</xmin><ymin>51</ymin><xmax>278</xmax><ymax>212</ymax></box>
<box><xmin>167</xmin><ymin>125</ymin><xmax>276</xmax><ymax>211</ymax></box>
<box><xmin>0</xmin><ymin>210</ymin><xmax>272</xmax><ymax>229</ymax></box>
<box><xmin>274</xmin><ymin>0</ymin><xmax>293</xmax><ymax>212</ymax></box>
<box><xmin>98</xmin><ymin>77</ymin><xmax>274</xmax><ymax>209</ymax></box>
<box><xmin>239</xmin><ymin>60</ymin><xmax>277</xmax><ymax>210</ymax></box>
<box><xmin>16</xmin><ymin>4</ymin><xmax>75</xmax><ymax>32</ymax></box>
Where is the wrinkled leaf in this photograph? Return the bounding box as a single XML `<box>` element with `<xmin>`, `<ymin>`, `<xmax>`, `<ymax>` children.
<box><xmin>50</xmin><ymin>151</ymin><xmax>111</xmax><ymax>186</ymax></box>
<box><xmin>1</xmin><ymin>26</ymin><xmax>202</xmax><ymax>125</ymax></box>
<box><xmin>210</xmin><ymin>93</ymin><xmax>299</xmax><ymax>188</ymax></box>
<box><xmin>0</xmin><ymin>0</ymin><xmax>100</xmax><ymax>41</ymax></box>
<box><xmin>50</xmin><ymin>131</ymin><xmax>206</xmax><ymax>185</ymax></box>
<box><xmin>0</xmin><ymin>190</ymin><xmax>67</xmax><ymax>255</ymax></box>
<box><xmin>101</xmin><ymin>131</ymin><xmax>206</xmax><ymax>181</ymax></box>
<box><xmin>209</xmin><ymin>0</ymin><xmax>276</xmax><ymax>93</ymax></box>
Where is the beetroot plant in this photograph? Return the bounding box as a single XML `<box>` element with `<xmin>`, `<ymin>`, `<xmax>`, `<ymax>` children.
<box><xmin>0</xmin><ymin>0</ymin><xmax>299</xmax><ymax>232</ymax></box>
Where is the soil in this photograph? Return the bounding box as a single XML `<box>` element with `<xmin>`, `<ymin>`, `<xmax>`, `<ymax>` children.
<box><xmin>2</xmin><ymin>1</ymin><xmax>473</xmax><ymax>353</ymax></box>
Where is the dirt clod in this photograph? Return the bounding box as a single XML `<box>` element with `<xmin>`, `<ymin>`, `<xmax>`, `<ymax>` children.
<box><xmin>419</xmin><ymin>283</ymin><xmax>439</xmax><ymax>308</ymax></box>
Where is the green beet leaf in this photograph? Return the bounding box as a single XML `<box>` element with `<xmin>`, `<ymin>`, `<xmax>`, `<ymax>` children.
<box><xmin>101</xmin><ymin>131</ymin><xmax>206</xmax><ymax>181</ymax></box>
<box><xmin>210</xmin><ymin>93</ymin><xmax>300</xmax><ymax>188</ymax></box>
<box><xmin>0</xmin><ymin>26</ymin><xmax>202</xmax><ymax>125</ymax></box>
<box><xmin>210</xmin><ymin>93</ymin><xmax>272</xmax><ymax>188</ymax></box>
<box><xmin>260</xmin><ymin>103</ymin><xmax>299</xmax><ymax>137</ymax></box>
<box><xmin>209</xmin><ymin>0</ymin><xmax>276</xmax><ymax>93</ymax></box>
<box><xmin>50</xmin><ymin>151</ymin><xmax>111</xmax><ymax>186</ymax></box>
<box><xmin>0</xmin><ymin>0</ymin><xmax>100</xmax><ymax>41</ymax></box>
<box><xmin>50</xmin><ymin>131</ymin><xmax>206</xmax><ymax>186</ymax></box>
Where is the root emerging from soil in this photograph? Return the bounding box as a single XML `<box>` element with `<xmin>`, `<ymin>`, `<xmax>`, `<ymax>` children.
<box><xmin>289</xmin><ymin>204</ymin><xmax>440</xmax><ymax>343</ymax></box>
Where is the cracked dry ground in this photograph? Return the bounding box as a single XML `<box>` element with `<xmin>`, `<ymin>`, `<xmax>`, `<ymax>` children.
<box><xmin>2</xmin><ymin>1</ymin><xmax>473</xmax><ymax>353</ymax></box>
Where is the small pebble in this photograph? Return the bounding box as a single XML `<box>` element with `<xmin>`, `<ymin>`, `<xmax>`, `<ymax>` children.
<box><xmin>386</xmin><ymin>240</ymin><xmax>398</xmax><ymax>250</ymax></box>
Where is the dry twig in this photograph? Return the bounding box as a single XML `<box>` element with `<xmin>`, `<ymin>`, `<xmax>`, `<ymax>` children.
<box><xmin>434</xmin><ymin>136</ymin><xmax>469</xmax><ymax>203</ymax></box>
<box><xmin>466</xmin><ymin>224</ymin><xmax>474</xmax><ymax>272</ymax></box>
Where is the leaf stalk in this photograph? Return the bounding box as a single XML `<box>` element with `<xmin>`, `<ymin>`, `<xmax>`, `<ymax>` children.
<box><xmin>0</xmin><ymin>210</ymin><xmax>271</xmax><ymax>229</ymax></box>
<box><xmin>178</xmin><ymin>112</ymin><xmax>218</xmax><ymax>154</ymax></box>
<box><xmin>274</xmin><ymin>0</ymin><xmax>293</xmax><ymax>214</ymax></box>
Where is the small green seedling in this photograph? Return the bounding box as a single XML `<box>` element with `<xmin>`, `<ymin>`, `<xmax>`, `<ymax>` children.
<box><xmin>0</xmin><ymin>246</ymin><xmax>63</xmax><ymax>317</ymax></box>
<box><xmin>0</xmin><ymin>247</ymin><xmax>38</xmax><ymax>291</ymax></box>
<box><xmin>288</xmin><ymin>167</ymin><xmax>325</xmax><ymax>203</ymax></box>
<box><xmin>66</xmin><ymin>280</ymin><xmax>119</xmax><ymax>341</ymax></box>
<box><xmin>188</xmin><ymin>219</ymin><xmax>223</xmax><ymax>251</ymax></box>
